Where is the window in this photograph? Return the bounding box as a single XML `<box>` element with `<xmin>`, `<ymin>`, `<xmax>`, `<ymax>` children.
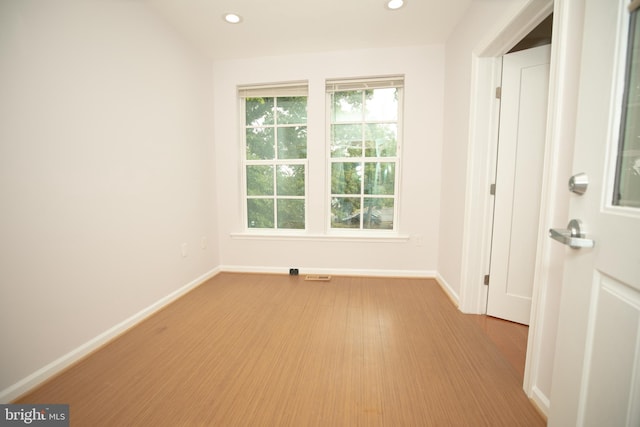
<box><xmin>240</xmin><ymin>84</ymin><xmax>308</xmax><ymax>229</ymax></box>
<box><xmin>327</xmin><ymin>77</ymin><xmax>403</xmax><ymax>230</ymax></box>
<box><xmin>613</xmin><ymin>2</ymin><xmax>640</xmax><ymax>207</ymax></box>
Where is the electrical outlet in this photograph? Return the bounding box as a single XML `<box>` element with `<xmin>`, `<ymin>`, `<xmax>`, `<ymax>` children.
<box><xmin>181</xmin><ymin>243</ymin><xmax>188</xmax><ymax>258</ymax></box>
<box><xmin>416</xmin><ymin>235</ymin><xmax>424</xmax><ymax>247</ymax></box>
<box><xmin>201</xmin><ymin>237</ymin><xmax>207</xmax><ymax>249</ymax></box>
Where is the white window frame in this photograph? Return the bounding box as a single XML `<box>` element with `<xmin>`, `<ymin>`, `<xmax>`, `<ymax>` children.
<box><xmin>325</xmin><ymin>76</ymin><xmax>404</xmax><ymax>233</ymax></box>
<box><xmin>239</xmin><ymin>82</ymin><xmax>309</xmax><ymax>232</ymax></box>
<box><xmin>611</xmin><ymin>0</ymin><xmax>640</xmax><ymax>209</ymax></box>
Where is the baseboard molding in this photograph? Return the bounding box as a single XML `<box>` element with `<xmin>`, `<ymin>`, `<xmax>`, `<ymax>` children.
<box><xmin>0</xmin><ymin>267</ymin><xmax>221</xmax><ymax>404</ymax></box>
<box><xmin>529</xmin><ymin>385</ymin><xmax>550</xmax><ymax>419</ymax></box>
<box><xmin>220</xmin><ymin>265</ymin><xmax>437</xmax><ymax>279</ymax></box>
<box><xmin>435</xmin><ymin>273</ymin><xmax>460</xmax><ymax>307</ymax></box>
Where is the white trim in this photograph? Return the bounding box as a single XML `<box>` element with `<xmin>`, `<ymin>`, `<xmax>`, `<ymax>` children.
<box><xmin>530</xmin><ymin>385</ymin><xmax>552</xmax><ymax>417</ymax></box>
<box><xmin>435</xmin><ymin>273</ymin><xmax>461</xmax><ymax>307</ymax></box>
<box><xmin>458</xmin><ymin>55</ymin><xmax>502</xmax><ymax>314</ymax></box>
<box><xmin>0</xmin><ymin>267</ymin><xmax>221</xmax><ymax>404</ymax></box>
<box><xmin>523</xmin><ymin>0</ymin><xmax>586</xmax><ymax>413</ymax></box>
<box><xmin>230</xmin><ymin>231</ymin><xmax>410</xmax><ymax>242</ymax></box>
<box><xmin>220</xmin><ymin>264</ymin><xmax>436</xmax><ymax>279</ymax></box>
<box><xmin>524</xmin><ymin>0</ymin><xmax>585</xmax><ymax>414</ymax></box>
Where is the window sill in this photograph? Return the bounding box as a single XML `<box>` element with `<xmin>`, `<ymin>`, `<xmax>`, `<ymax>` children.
<box><xmin>230</xmin><ymin>231</ymin><xmax>411</xmax><ymax>243</ymax></box>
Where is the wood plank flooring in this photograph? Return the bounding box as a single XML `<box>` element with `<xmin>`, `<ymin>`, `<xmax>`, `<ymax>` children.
<box><xmin>15</xmin><ymin>273</ymin><xmax>545</xmax><ymax>426</ymax></box>
<box><xmin>472</xmin><ymin>315</ymin><xmax>530</xmax><ymax>380</ymax></box>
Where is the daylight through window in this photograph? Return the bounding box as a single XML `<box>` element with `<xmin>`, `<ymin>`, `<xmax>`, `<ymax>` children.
<box><xmin>327</xmin><ymin>77</ymin><xmax>403</xmax><ymax>230</ymax></box>
<box><xmin>240</xmin><ymin>84</ymin><xmax>308</xmax><ymax>229</ymax></box>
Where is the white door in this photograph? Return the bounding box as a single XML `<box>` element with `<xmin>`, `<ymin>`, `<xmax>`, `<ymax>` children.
<box><xmin>548</xmin><ymin>0</ymin><xmax>640</xmax><ymax>425</ymax></box>
<box><xmin>487</xmin><ymin>45</ymin><xmax>551</xmax><ymax>325</ymax></box>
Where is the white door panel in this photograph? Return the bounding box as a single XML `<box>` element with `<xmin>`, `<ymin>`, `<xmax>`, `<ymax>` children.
<box><xmin>487</xmin><ymin>44</ymin><xmax>551</xmax><ymax>325</ymax></box>
<box><xmin>578</xmin><ymin>274</ymin><xmax>640</xmax><ymax>426</ymax></box>
<box><xmin>549</xmin><ymin>0</ymin><xmax>640</xmax><ymax>424</ymax></box>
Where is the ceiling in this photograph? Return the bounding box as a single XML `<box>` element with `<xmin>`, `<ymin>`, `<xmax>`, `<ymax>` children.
<box><xmin>145</xmin><ymin>0</ymin><xmax>474</xmax><ymax>60</ymax></box>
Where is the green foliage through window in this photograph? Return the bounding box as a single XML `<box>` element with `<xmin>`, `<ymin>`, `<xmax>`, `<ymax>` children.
<box><xmin>329</xmin><ymin>85</ymin><xmax>401</xmax><ymax>230</ymax></box>
<box><xmin>243</xmin><ymin>94</ymin><xmax>307</xmax><ymax>230</ymax></box>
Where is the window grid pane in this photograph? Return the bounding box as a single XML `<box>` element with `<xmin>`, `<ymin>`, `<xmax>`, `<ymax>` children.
<box><xmin>244</xmin><ymin>94</ymin><xmax>307</xmax><ymax>230</ymax></box>
<box><xmin>277</xmin><ymin>199</ymin><xmax>305</xmax><ymax>229</ymax></box>
<box><xmin>329</xmin><ymin>85</ymin><xmax>401</xmax><ymax>231</ymax></box>
<box><xmin>247</xmin><ymin>199</ymin><xmax>274</xmax><ymax>228</ymax></box>
<box><xmin>246</xmin><ymin>165</ymin><xmax>274</xmax><ymax>196</ymax></box>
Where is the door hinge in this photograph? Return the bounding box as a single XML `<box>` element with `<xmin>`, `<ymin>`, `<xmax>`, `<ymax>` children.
<box><xmin>495</xmin><ymin>86</ymin><xmax>502</xmax><ymax>99</ymax></box>
<box><xmin>484</xmin><ymin>275</ymin><xmax>490</xmax><ymax>286</ymax></box>
<box><xmin>490</xmin><ymin>183</ymin><xmax>496</xmax><ymax>195</ymax></box>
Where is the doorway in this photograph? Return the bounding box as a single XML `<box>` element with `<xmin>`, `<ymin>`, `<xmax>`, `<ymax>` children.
<box><xmin>459</xmin><ymin>0</ymin><xmax>585</xmax><ymax>416</ymax></box>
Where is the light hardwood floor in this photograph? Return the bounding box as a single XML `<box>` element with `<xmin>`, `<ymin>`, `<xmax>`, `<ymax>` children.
<box><xmin>472</xmin><ymin>314</ymin><xmax>530</xmax><ymax>380</ymax></box>
<box><xmin>16</xmin><ymin>273</ymin><xmax>544</xmax><ymax>426</ymax></box>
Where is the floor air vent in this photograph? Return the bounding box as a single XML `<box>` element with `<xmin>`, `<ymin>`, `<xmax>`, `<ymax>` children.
<box><xmin>305</xmin><ymin>274</ymin><xmax>332</xmax><ymax>281</ymax></box>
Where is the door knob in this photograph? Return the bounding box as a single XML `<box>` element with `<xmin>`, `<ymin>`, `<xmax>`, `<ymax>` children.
<box><xmin>549</xmin><ymin>219</ymin><xmax>595</xmax><ymax>249</ymax></box>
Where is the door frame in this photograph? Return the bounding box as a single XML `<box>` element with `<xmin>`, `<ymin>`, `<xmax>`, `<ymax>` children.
<box><xmin>458</xmin><ymin>0</ymin><xmax>585</xmax><ymax>416</ymax></box>
<box><xmin>459</xmin><ymin>0</ymin><xmax>554</xmax><ymax>315</ymax></box>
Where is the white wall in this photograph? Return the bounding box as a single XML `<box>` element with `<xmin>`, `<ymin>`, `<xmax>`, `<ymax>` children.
<box><xmin>213</xmin><ymin>46</ymin><xmax>444</xmax><ymax>275</ymax></box>
<box><xmin>0</xmin><ymin>0</ymin><xmax>217</xmax><ymax>400</ymax></box>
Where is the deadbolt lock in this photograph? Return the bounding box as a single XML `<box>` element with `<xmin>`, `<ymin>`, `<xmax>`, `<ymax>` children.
<box><xmin>569</xmin><ymin>173</ymin><xmax>589</xmax><ymax>195</ymax></box>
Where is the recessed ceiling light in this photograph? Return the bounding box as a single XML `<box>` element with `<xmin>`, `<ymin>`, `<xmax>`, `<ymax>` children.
<box><xmin>386</xmin><ymin>0</ymin><xmax>404</xmax><ymax>10</ymax></box>
<box><xmin>223</xmin><ymin>13</ymin><xmax>242</xmax><ymax>24</ymax></box>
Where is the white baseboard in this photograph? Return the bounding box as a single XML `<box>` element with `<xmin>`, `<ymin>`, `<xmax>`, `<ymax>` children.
<box><xmin>220</xmin><ymin>265</ymin><xmax>437</xmax><ymax>279</ymax></box>
<box><xmin>435</xmin><ymin>273</ymin><xmax>460</xmax><ymax>307</ymax></box>
<box><xmin>529</xmin><ymin>385</ymin><xmax>550</xmax><ymax>418</ymax></box>
<box><xmin>0</xmin><ymin>267</ymin><xmax>220</xmax><ymax>404</ymax></box>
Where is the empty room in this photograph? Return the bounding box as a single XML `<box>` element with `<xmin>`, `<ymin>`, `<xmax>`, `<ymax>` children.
<box><xmin>1</xmin><ymin>0</ymin><xmax>639</xmax><ymax>425</ymax></box>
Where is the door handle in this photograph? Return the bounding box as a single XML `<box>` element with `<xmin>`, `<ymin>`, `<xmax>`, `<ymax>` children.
<box><xmin>549</xmin><ymin>219</ymin><xmax>595</xmax><ymax>249</ymax></box>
